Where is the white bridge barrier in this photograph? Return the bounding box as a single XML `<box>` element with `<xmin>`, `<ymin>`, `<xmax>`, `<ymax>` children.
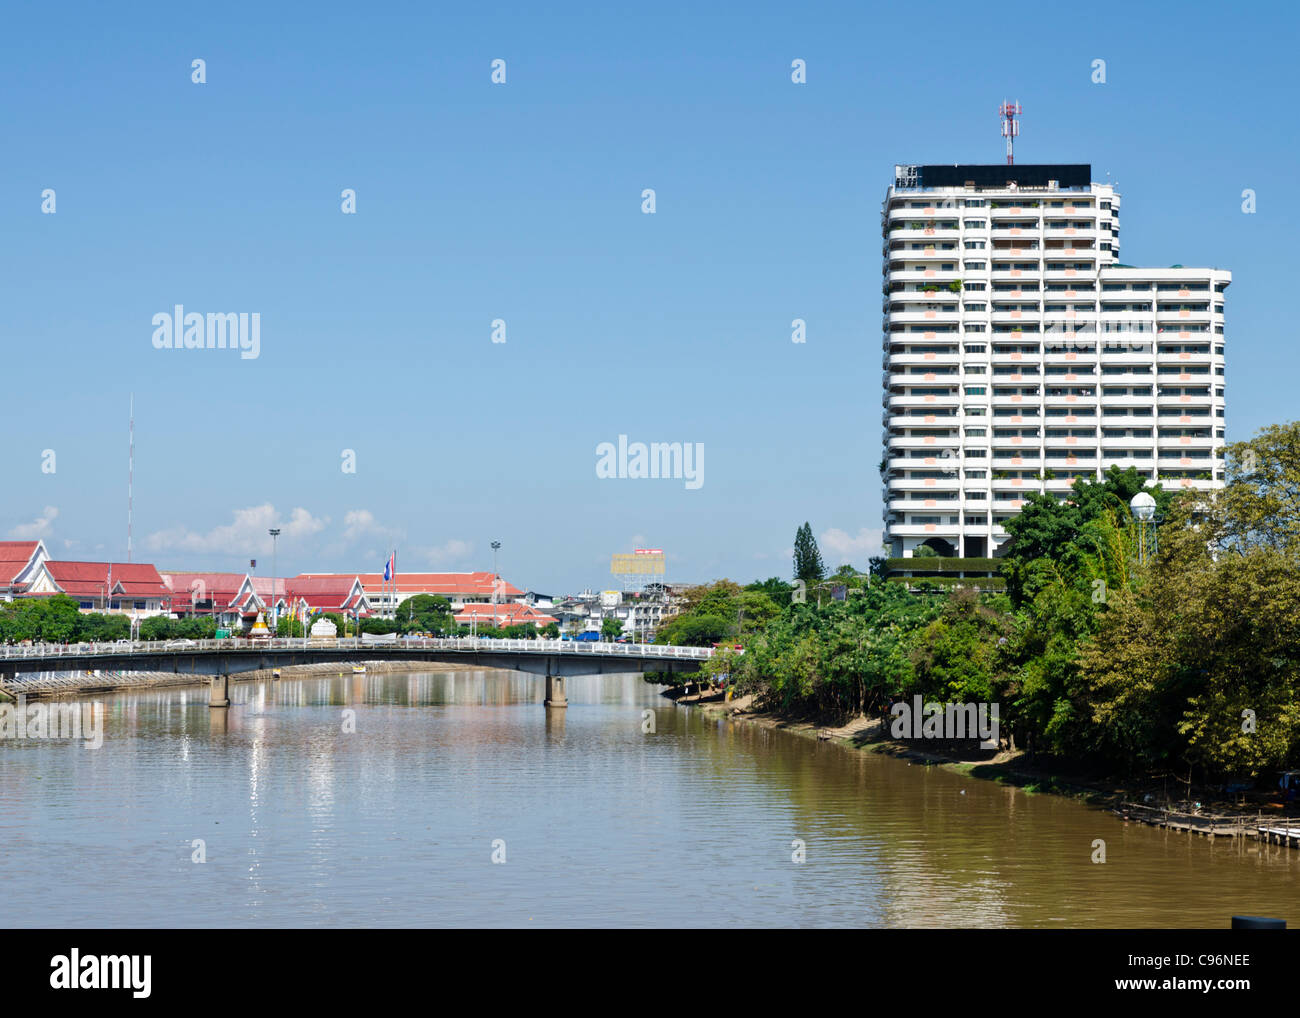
<box><xmin>0</xmin><ymin>636</ymin><xmax>715</xmax><ymax>664</ymax></box>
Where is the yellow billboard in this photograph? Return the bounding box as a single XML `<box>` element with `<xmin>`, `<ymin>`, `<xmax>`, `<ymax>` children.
<box><xmin>611</xmin><ymin>551</ymin><xmax>665</xmax><ymax>576</ymax></box>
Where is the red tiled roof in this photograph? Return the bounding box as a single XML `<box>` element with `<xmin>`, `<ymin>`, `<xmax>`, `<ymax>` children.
<box><xmin>299</xmin><ymin>571</ymin><xmax>524</xmax><ymax>599</ymax></box>
<box><xmin>283</xmin><ymin>576</ymin><xmax>366</xmax><ymax>611</ymax></box>
<box><xmin>0</xmin><ymin>541</ymin><xmax>41</xmax><ymax>584</ymax></box>
<box><xmin>160</xmin><ymin>572</ymin><xmax>248</xmax><ymax>611</ymax></box>
<box><xmin>44</xmin><ymin>561</ymin><xmax>170</xmax><ymax>599</ymax></box>
<box><xmin>453</xmin><ymin>602</ymin><xmax>558</xmax><ymax>627</ymax></box>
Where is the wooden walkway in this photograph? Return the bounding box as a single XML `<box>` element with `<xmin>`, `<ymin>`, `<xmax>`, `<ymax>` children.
<box><xmin>1115</xmin><ymin>802</ymin><xmax>1277</xmax><ymax>841</ymax></box>
<box><xmin>1258</xmin><ymin>825</ymin><xmax>1300</xmax><ymax>848</ymax></box>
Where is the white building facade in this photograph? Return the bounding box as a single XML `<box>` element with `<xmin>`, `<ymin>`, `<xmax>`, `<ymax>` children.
<box><xmin>882</xmin><ymin>163</ymin><xmax>1228</xmax><ymax>558</ymax></box>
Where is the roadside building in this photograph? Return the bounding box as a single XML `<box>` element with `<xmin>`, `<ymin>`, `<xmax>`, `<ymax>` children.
<box><xmin>0</xmin><ymin>540</ymin><xmax>49</xmax><ymax>601</ymax></box>
<box><xmin>282</xmin><ymin>576</ymin><xmax>370</xmax><ymax>620</ymax></box>
<box><xmin>159</xmin><ymin>571</ymin><xmax>249</xmax><ymax>628</ymax></box>
<box><xmin>453</xmin><ymin>601</ymin><xmax>558</xmax><ymax>631</ymax></box>
<box><xmin>19</xmin><ymin>560</ymin><xmax>171</xmax><ymax>615</ymax></box>
<box><xmin>225</xmin><ymin>575</ymin><xmax>369</xmax><ymax>630</ymax></box>
<box><xmin>297</xmin><ymin>571</ymin><xmax>524</xmax><ymax>616</ymax></box>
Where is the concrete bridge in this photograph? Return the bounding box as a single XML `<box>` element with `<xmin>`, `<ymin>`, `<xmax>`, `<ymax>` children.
<box><xmin>0</xmin><ymin>636</ymin><xmax>714</xmax><ymax>709</ymax></box>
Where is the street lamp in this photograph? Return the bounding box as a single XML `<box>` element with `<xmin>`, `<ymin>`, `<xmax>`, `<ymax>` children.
<box><xmin>491</xmin><ymin>540</ymin><xmax>501</xmax><ymax>631</ymax></box>
<box><xmin>1130</xmin><ymin>492</ymin><xmax>1158</xmax><ymax>564</ymax></box>
<box><xmin>269</xmin><ymin>528</ymin><xmax>281</xmax><ymax>634</ymax></box>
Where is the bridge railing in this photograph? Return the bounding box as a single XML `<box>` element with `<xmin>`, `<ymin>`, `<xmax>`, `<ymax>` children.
<box><xmin>0</xmin><ymin>636</ymin><xmax>715</xmax><ymax>662</ymax></box>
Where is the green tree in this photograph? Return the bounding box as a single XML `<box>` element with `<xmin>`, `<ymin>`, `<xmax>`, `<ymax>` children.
<box><xmin>793</xmin><ymin>522</ymin><xmax>825</xmax><ymax>585</ymax></box>
<box><xmin>276</xmin><ymin>616</ymin><xmax>305</xmax><ymax>637</ymax></box>
<box><xmin>395</xmin><ymin>594</ymin><xmax>454</xmax><ymax>634</ymax></box>
<box><xmin>744</xmin><ymin>577</ymin><xmax>794</xmax><ymax>607</ymax></box>
<box><xmin>1206</xmin><ymin>421</ymin><xmax>1300</xmax><ymax>554</ymax></box>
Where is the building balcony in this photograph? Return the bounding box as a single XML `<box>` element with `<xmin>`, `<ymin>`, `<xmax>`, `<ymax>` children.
<box><xmin>885</xmin><ymin>454</ymin><xmax>955</xmax><ymax>471</ymax></box>
<box><xmin>888</xmin><ymin>498</ymin><xmax>961</xmax><ymax>512</ymax></box>
<box><xmin>990</xmin><ymin>434</ymin><xmax>1040</xmax><ymax>448</ymax></box>
<box><xmin>1043</xmin><ymin>432</ymin><xmax>1095</xmax><ymax>446</ymax></box>
<box><xmin>1098</xmin><ymin>346</ymin><xmax>1156</xmax><ymax>361</ymax></box>
<box><xmin>887</xmin><ymin>371</ymin><xmax>961</xmax><ymax>388</ymax></box>
<box><xmin>1155</xmin><ymin>309</ymin><xmax>1211</xmax><ymax>325</ymax></box>
<box><xmin>885</xmin><ymin>205</ymin><xmax>951</xmax><ymax>224</ymax></box>
<box><xmin>888</xmin><ymin>227</ymin><xmax>960</xmax><ymax>242</ymax></box>
<box><xmin>1157</xmin><ymin>458</ymin><xmax>1216</xmax><ymax>474</ymax></box>
<box><xmin>1158</xmin><ymin>476</ymin><xmax>1219</xmax><ymax>491</ymax></box>
<box><xmin>887</xmin><ymin>393</ymin><xmax>961</xmax><ymax>409</ymax></box>
<box><xmin>1100</xmin><ymin>434</ymin><xmax>1153</xmax><ymax>448</ymax></box>
<box><xmin>887</xmin><ymin>288</ymin><xmax>961</xmax><ymax>304</ymax></box>
<box><xmin>1042</xmin><ymin>349</ymin><xmax>1097</xmax><ymax>365</ymax></box>
<box><xmin>889</xmin><ymin>475</ymin><xmax>960</xmax><ymax>491</ymax></box>
<box><xmin>889</xmin><ymin>309</ymin><xmax>963</xmax><ymax>326</ymax></box>
<box><xmin>886</xmin><ymin>268</ymin><xmax>962</xmax><ymax>285</ymax></box>
<box><xmin>990</xmin><ymin>350</ymin><xmax>1039</xmax><ymax>365</ymax></box>
<box><xmin>1042</xmin><ymin>391</ymin><xmax>1096</xmax><ymax>405</ymax></box>
<box><xmin>990</xmin><ymin>310</ymin><xmax>1043</xmax><ymax>325</ymax></box>
<box><xmin>1159</xmin><ymin>436</ymin><xmax>1216</xmax><ymax>452</ymax></box>
<box><xmin>1043</xmin><ymin>226</ymin><xmax>1100</xmax><ymax>241</ymax></box>
<box><xmin>1155</xmin><ymin>349</ymin><xmax>1214</xmax><ymax>364</ymax></box>
<box><xmin>887</xmin><ymin>351</ymin><xmax>962</xmax><ymax>367</ymax></box>
<box><xmin>888</xmin><ymin>523</ymin><xmax>962</xmax><ymax>538</ymax></box>
<box><xmin>886</xmin><ymin>434</ymin><xmax>960</xmax><ymax>451</ymax></box>
<box><xmin>1155</xmin><ymin>393</ymin><xmax>1214</xmax><ymax>408</ymax></box>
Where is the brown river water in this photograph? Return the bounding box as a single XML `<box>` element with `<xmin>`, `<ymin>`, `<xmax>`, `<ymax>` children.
<box><xmin>0</xmin><ymin>670</ymin><xmax>1295</xmax><ymax>927</ymax></box>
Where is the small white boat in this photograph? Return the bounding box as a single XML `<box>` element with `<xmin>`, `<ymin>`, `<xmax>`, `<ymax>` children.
<box><xmin>352</xmin><ymin>664</ymin><xmax>366</xmax><ymax>674</ymax></box>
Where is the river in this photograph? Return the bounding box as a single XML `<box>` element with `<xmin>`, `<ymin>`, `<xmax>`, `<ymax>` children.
<box><xmin>1</xmin><ymin>670</ymin><xmax>1294</xmax><ymax>927</ymax></box>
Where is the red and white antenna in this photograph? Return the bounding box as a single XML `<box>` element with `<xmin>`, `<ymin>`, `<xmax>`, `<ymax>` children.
<box><xmin>127</xmin><ymin>393</ymin><xmax>134</xmax><ymax>562</ymax></box>
<box><xmin>999</xmin><ymin>101</ymin><xmax>1022</xmax><ymax>165</ymax></box>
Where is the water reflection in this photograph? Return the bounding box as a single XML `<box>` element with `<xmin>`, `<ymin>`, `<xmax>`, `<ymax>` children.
<box><xmin>0</xmin><ymin>670</ymin><xmax>1294</xmax><ymax>928</ymax></box>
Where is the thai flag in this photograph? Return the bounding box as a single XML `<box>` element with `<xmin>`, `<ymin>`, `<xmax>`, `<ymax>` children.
<box><xmin>383</xmin><ymin>552</ymin><xmax>395</xmax><ymax>582</ymax></box>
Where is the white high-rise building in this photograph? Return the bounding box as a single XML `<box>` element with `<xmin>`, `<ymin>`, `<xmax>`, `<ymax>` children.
<box><xmin>881</xmin><ymin>163</ymin><xmax>1229</xmax><ymax>559</ymax></box>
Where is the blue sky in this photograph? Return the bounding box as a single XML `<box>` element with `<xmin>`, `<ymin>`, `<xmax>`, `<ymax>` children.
<box><xmin>2</xmin><ymin>0</ymin><xmax>1296</xmax><ymax>592</ymax></box>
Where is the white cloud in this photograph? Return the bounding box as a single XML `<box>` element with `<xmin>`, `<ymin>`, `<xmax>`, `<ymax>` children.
<box><xmin>342</xmin><ymin>509</ymin><xmax>397</xmax><ymax>542</ymax></box>
<box><xmin>9</xmin><ymin>506</ymin><xmax>58</xmax><ymax>539</ymax></box>
<box><xmin>144</xmin><ymin>504</ymin><xmax>328</xmax><ymax>554</ymax></box>
<box><xmin>819</xmin><ymin>526</ymin><xmax>884</xmax><ymax>565</ymax></box>
<box><xmin>417</xmin><ymin>539</ymin><xmax>474</xmax><ymax>567</ymax></box>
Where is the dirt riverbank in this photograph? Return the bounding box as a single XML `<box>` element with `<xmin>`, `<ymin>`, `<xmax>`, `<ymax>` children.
<box><xmin>661</xmin><ymin>683</ymin><xmax>1300</xmax><ymax>839</ymax></box>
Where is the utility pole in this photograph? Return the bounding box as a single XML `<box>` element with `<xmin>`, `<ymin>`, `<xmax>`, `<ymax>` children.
<box><xmin>491</xmin><ymin>540</ymin><xmax>501</xmax><ymax>631</ymax></box>
<box><xmin>269</xmin><ymin>528</ymin><xmax>280</xmax><ymax>634</ymax></box>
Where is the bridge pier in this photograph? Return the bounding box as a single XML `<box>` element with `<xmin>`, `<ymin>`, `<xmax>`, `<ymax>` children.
<box><xmin>208</xmin><ymin>673</ymin><xmax>230</xmax><ymax>709</ymax></box>
<box><xmin>544</xmin><ymin>673</ymin><xmax>567</xmax><ymax>709</ymax></box>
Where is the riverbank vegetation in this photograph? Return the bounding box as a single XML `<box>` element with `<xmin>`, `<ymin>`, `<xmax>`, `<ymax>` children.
<box><xmin>0</xmin><ymin>595</ymin><xmax>130</xmax><ymax>643</ymax></box>
<box><xmin>653</xmin><ymin>420</ymin><xmax>1300</xmax><ymax>788</ymax></box>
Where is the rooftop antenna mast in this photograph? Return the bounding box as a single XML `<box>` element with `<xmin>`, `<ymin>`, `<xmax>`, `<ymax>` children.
<box><xmin>127</xmin><ymin>393</ymin><xmax>134</xmax><ymax>562</ymax></box>
<box><xmin>999</xmin><ymin>100</ymin><xmax>1022</xmax><ymax>165</ymax></box>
